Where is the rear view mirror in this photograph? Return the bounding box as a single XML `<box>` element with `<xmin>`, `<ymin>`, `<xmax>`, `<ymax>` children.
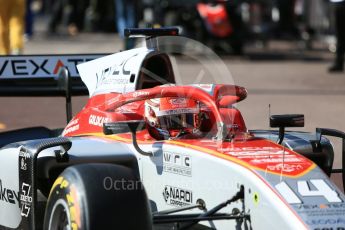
<box><xmin>270</xmin><ymin>114</ymin><xmax>304</xmax><ymax>128</ymax></box>
<box><xmin>103</xmin><ymin>120</ymin><xmax>146</xmax><ymax>135</ymax></box>
<box><xmin>270</xmin><ymin>114</ymin><xmax>304</xmax><ymax>144</ymax></box>
<box><xmin>103</xmin><ymin>120</ymin><xmax>152</xmax><ymax>156</ymax></box>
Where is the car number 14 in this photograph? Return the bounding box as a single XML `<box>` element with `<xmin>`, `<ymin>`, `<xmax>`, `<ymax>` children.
<box><xmin>275</xmin><ymin>179</ymin><xmax>342</xmax><ymax>204</ymax></box>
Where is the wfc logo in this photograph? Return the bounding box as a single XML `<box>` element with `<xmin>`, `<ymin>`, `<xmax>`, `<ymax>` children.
<box><xmin>163</xmin><ymin>151</ymin><xmax>192</xmax><ymax>177</ymax></box>
<box><xmin>0</xmin><ymin>55</ymin><xmax>103</xmax><ymax>78</ymax></box>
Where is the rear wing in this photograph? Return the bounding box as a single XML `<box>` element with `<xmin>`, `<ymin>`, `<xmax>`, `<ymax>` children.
<box><xmin>0</xmin><ymin>54</ymin><xmax>107</xmax><ymax>96</ymax></box>
<box><xmin>0</xmin><ymin>54</ymin><xmax>107</xmax><ymax>122</ymax></box>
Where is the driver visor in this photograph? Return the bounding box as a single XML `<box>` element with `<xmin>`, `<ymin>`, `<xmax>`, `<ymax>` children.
<box><xmin>159</xmin><ymin>113</ymin><xmax>196</xmax><ymax>130</ymax></box>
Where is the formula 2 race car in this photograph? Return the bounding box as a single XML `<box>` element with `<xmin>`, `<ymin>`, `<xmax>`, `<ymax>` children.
<box><xmin>0</xmin><ymin>28</ymin><xmax>344</xmax><ymax>230</ymax></box>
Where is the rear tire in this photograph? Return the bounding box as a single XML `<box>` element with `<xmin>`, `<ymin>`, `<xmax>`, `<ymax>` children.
<box><xmin>43</xmin><ymin>164</ymin><xmax>152</xmax><ymax>230</ymax></box>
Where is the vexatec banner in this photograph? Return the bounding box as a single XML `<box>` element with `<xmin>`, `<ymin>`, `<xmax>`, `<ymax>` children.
<box><xmin>0</xmin><ymin>54</ymin><xmax>106</xmax><ymax>79</ymax></box>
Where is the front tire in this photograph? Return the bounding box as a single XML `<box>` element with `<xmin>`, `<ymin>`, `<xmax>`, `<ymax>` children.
<box><xmin>43</xmin><ymin>164</ymin><xmax>152</xmax><ymax>230</ymax></box>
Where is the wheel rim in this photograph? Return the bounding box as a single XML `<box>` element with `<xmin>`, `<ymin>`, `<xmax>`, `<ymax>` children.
<box><xmin>48</xmin><ymin>199</ymin><xmax>71</xmax><ymax>230</ymax></box>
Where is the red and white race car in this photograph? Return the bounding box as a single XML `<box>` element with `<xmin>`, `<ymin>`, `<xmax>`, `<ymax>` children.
<box><xmin>0</xmin><ymin>28</ymin><xmax>344</xmax><ymax>230</ymax></box>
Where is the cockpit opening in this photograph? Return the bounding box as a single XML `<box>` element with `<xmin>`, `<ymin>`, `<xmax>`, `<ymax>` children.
<box><xmin>137</xmin><ymin>54</ymin><xmax>175</xmax><ymax>89</ymax></box>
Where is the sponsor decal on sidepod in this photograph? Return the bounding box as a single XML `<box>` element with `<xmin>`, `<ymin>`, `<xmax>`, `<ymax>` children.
<box><xmin>163</xmin><ymin>185</ymin><xmax>193</xmax><ymax>207</ymax></box>
<box><xmin>0</xmin><ymin>179</ymin><xmax>19</xmax><ymax>205</ymax></box>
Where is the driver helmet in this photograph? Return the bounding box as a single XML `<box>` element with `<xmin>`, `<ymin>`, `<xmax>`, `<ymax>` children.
<box><xmin>145</xmin><ymin>97</ymin><xmax>200</xmax><ymax>139</ymax></box>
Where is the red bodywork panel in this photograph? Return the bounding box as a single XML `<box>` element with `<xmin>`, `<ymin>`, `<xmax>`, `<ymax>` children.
<box><xmin>63</xmin><ymin>85</ymin><xmax>314</xmax><ymax>178</ymax></box>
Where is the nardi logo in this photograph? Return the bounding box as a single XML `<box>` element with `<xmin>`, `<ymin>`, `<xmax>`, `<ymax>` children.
<box><xmin>163</xmin><ymin>185</ymin><xmax>193</xmax><ymax>207</ymax></box>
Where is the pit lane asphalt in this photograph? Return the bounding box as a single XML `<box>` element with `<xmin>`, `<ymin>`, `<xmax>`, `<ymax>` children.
<box><xmin>0</xmin><ymin>32</ymin><xmax>344</xmax><ymax>191</ymax></box>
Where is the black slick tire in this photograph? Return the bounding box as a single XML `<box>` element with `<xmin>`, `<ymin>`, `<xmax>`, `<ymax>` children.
<box><xmin>43</xmin><ymin>163</ymin><xmax>152</xmax><ymax>230</ymax></box>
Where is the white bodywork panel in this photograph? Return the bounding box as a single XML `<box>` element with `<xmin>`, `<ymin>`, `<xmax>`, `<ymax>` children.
<box><xmin>0</xmin><ymin>147</ymin><xmax>22</xmax><ymax>228</ymax></box>
<box><xmin>0</xmin><ymin>136</ymin><xmax>344</xmax><ymax>229</ymax></box>
<box><xmin>77</xmin><ymin>47</ymin><xmax>153</xmax><ymax>96</ymax></box>
<box><xmin>129</xmin><ymin>143</ymin><xmax>308</xmax><ymax>229</ymax></box>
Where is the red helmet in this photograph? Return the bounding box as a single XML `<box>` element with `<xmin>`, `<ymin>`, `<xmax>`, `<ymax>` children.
<box><xmin>145</xmin><ymin>97</ymin><xmax>200</xmax><ymax>139</ymax></box>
